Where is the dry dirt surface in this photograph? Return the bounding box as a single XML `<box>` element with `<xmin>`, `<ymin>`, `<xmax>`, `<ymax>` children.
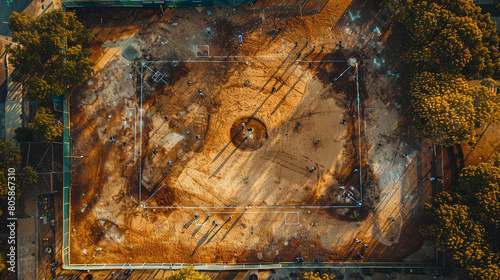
<box><xmin>68</xmin><ymin>0</ymin><xmax>435</xmax><ymax>266</ymax></box>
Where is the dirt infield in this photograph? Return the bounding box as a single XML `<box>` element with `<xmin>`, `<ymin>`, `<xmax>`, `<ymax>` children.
<box><xmin>139</xmin><ymin>57</ymin><xmax>361</xmax><ymax>209</ymax></box>
<box><xmin>68</xmin><ymin>0</ymin><xmax>434</xmax><ymax>266</ymax></box>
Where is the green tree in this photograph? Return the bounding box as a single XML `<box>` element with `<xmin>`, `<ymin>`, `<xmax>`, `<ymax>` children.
<box><xmin>299</xmin><ymin>271</ymin><xmax>337</xmax><ymax>280</ymax></box>
<box><xmin>0</xmin><ymin>141</ymin><xmax>38</xmax><ymax>278</ymax></box>
<box><xmin>25</xmin><ymin>77</ymin><xmax>62</xmax><ymax>101</ymax></box>
<box><xmin>410</xmin><ymin>72</ymin><xmax>500</xmax><ymax>146</ymax></box>
<box><xmin>18</xmin><ymin>166</ymin><xmax>38</xmax><ymax>192</ymax></box>
<box><xmin>0</xmin><ymin>141</ymin><xmax>21</xmax><ymax>199</ymax></box>
<box><xmin>0</xmin><ymin>239</ymin><xmax>5</xmax><ymax>278</ymax></box>
<box><xmin>166</xmin><ymin>266</ymin><xmax>210</xmax><ymax>280</ymax></box>
<box><xmin>13</xmin><ymin>126</ymin><xmax>34</xmax><ymax>142</ymax></box>
<box><xmin>472</xmin><ymin>83</ymin><xmax>500</xmax><ymax>124</ymax></box>
<box><xmin>382</xmin><ymin>1</ymin><xmax>500</xmax><ymax>146</ymax></box>
<box><xmin>383</xmin><ymin>0</ymin><xmax>500</xmax><ymax>78</ymax></box>
<box><xmin>28</xmin><ymin>107</ymin><xmax>63</xmax><ymax>144</ymax></box>
<box><xmin>421</xmin><ymin>154</ymin><xmax>500</xmax><ymax>279</ymax></box>
<box><xmin>7</xmin><ymin>10</ymin><xmax>93</xmax><ymax>101</ymax></box>
<box><xmin>0</xmin><ymin>140</ymin><xmax>38</xmax><ymax>199</ymax></box>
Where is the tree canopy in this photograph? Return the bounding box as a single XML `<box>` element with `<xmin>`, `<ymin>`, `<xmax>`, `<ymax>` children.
<box><xmin>28</xmin><ymin>107</ymin><xmax>64</xmax><ymax>144</ymax></box>
<box><xmin>299</xmin><ymin>271</ymin><xmax>337</xmax><ymax>280</ymax></box>
<box><xmin>0</xmin><ymin>141</ymin><xmax>37</xmax><ymax>278</ymax></box>
<box><xmin>384</xmin><ymin>0</ymin><xmax>500</xmax><ymax>78</ymax></box>
<box><xmin>7</xmin><ymin>10</ymin><xmax>93</xmax><ymax>101</ymax></box>
<box><xmin>382</xmin><ymin>0</ymin><xmax>500</xmax><ymax>146</ymax></box>
<box><xmin>421</xmin><ymin>154</ymin><xmax>500</xmax><ymax>279</ymax></box>
<box><xmin>0</xmin><ymin>245</ymin><xmax>5</xmax><ymax>278</ymax></box>
<box><xmin>13</xmin><ymin>126</ymin><xmax>34</xmax><ymax>142</ymax></box>
<box><xmin>0</xmin><ymin>140</ymin><xmax>38</xmax><ymax>200</ymax></box>
<box><xmin>166</xmin><ymin>267</ymin><xmax>211</xmax><ymax>280</ymax></box>
<box><xmin>410</xmin><ymin>72</ymin><xmax>500</xmax><ymax>146</ymax></box>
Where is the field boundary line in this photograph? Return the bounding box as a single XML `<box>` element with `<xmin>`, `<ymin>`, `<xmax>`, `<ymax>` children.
<box><xmin>63</xmin><ymin>262</ymin><xmax>443</xmax><ymax>270</ymax></box>
<box><xmin>138</xmin><ymin>59</ymin><xmax>363</xmax><ymax>208</ymax></box>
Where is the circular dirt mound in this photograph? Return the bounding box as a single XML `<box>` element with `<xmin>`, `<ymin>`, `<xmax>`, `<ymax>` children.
<box><xmin>86</xmin><ymin>218</ymin><xmax>119</xmax><ymax>244</ymax></box>
<box><xmin>230</xmin><ymin>117</ymin><xmax>268</xmax><ymax>151</ymax></box>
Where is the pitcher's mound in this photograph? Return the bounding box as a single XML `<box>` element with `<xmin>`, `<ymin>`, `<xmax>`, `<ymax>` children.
<box><xmin>230</xmin><ymin>117</ymin><xmax>268</xmax><ymax>151</ymax></box>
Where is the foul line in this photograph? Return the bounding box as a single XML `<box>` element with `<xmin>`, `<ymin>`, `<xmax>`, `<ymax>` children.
<box><xmin>143</xmin><ymin>205</ymin><xmax>361</xmax><ymax>209</ymax></box>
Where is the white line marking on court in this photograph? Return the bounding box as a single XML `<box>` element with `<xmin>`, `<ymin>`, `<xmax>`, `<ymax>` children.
<box><xmin>333</xmin><ymin>231</ymin><xmax>349</xmax><ymax>248</ymax></box>
<box><xmin>195</xmin><ymin>45</ymin><xmax>210</xmax><ymax>57</ymax></box>
<box><xmin>145</xmin><ymin>60</ymin><xmax>351</xmax><ymax>63</ymax></box>
<box><xmin>206</xmin><ymin>211</ymin><xmax>299</xmax><ymax>214</ymax></box>
<box><xmin>197</xmin><ymin>55</ymin><xmax>289</xmax><ymax>58</ymax></box>
<box><xmin>143</xmin><ymin>205</ymin><xmax>361</xmax><ymax>209</ymax></box>
<box><xmin>143</xmin><ymin>183</ymin><xmax>165</xmax><ymax>205</ymax></box>
<box><xmin>285</xmin><ymin>212</ymin><xmax>300</xmax><ymax>225</ymax></box>
<box><xmin>139</xmin><ymin>59</ymin><xmax>363</xmax><ymax>208</ymax></box>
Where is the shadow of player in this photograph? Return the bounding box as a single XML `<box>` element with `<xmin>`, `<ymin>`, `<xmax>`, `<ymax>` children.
<box><xmin>191</xmin><ymin>223</ymin><xmax>216</xmax><ymax>256</ymax></box>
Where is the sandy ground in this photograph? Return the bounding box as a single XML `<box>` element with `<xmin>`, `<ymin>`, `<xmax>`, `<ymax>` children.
<box><xmin>67</xmin><ymin>0</ymin><xmax>436</xmax><ymax>266</ymax></box>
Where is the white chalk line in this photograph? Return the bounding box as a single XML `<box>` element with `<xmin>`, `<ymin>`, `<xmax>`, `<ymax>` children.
<box><xmin>285</xmin><ymin>212</ymin><xmax>300</xmax><ymax>225</ymax></box>
<box><xmin>138</xmin><ymin>60</ymin><xmax>362</xmax><ymax>207</ymax></box>
<box><xmin>145</xmin><ymin>60</ymin><xmax>350</xmax><ymax>63</ymax></box>
<box><xmin>143</xmin><ymin>205</ymin><xmax>360</xmax><ymax>209</ymax></box>
<box><xmin>195</xmin><ymin>45</ymin><xmax>210</xmax><ymax>57</ymax></box>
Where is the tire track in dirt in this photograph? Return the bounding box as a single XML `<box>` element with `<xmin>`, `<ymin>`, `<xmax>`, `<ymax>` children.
<box><xmin>265</xmin><ymin>150</ymin><xmax>311</xmax><ymax>176</ymax></box>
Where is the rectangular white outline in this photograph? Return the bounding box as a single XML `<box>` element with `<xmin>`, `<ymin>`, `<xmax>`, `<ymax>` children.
<box><xmin>139</xmin><ymin>59</ymin><xmax>363</xmax><ymax>209</ymax></box>
<box><xmin>195</xmin><ymin>45</ymin><xmax>210</xmax><ymax>57</ymax></box>
<box><xmin>285</xmin><ymin>212</ymin><xmax>299</xmax><ymax>225</ymax></box>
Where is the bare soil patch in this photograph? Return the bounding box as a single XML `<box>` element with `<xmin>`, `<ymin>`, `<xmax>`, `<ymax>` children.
<box><xmin>68</xmin><ymin>0</ymin><xmax>435</xmax><ymax>266</ymax></box>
